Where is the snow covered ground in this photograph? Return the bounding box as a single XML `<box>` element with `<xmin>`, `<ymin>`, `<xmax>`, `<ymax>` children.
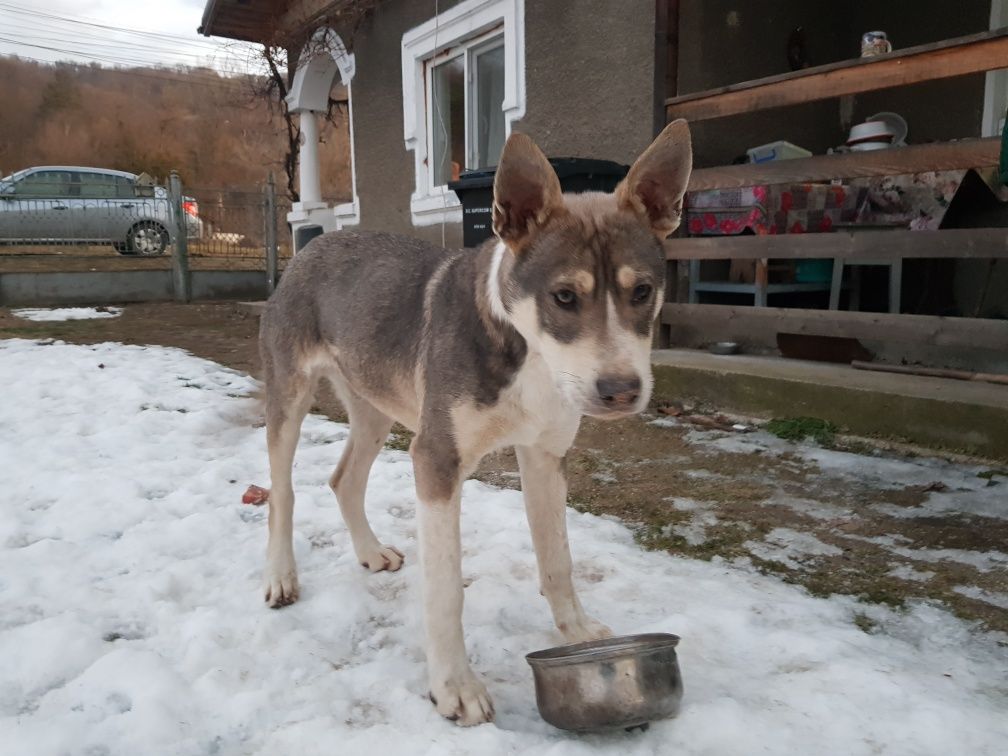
<box><xmin>12</xmin><ymin>307</ymin><xmax>123</xmax><ymax>322</ymax></box>
<box><xmin>1</xmin><ymin>339</ymin><xmax>1006</xmax><ymax>756</ymax></box>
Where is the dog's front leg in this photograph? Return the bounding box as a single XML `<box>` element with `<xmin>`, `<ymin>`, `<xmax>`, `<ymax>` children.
<box><xmin>412</xmin><ymin>438</ymin><xmax>494</xmax><ymax>726</ymax></box>
<box><xmin>516</xmin><ymin>445</ymin><xmax>612</xmax><ymax>643</ymax></box>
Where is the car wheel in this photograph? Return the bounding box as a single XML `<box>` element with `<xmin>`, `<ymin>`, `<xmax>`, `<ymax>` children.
<box><xmin>127</xmin><ymin>221</ymin><xmax>169</xmax><ymax>256</ymax></box>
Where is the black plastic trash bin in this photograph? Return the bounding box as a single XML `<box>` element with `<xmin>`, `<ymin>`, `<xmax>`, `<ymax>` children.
<box><xmin>448</xmin><ymin>157</ymin><xmax>629</xmax><ymax>248</ymax></box>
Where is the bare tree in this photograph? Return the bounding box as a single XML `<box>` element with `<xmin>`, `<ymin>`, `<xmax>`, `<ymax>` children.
<box><xmin>252</xmin><ymin>45</ymin><xmax>302</xmax><ymax>202</ymax></box>
<box><xmin>241</xmin><ymin>3</ymin><xmax>377</xmax><ymax>203</ymax></box>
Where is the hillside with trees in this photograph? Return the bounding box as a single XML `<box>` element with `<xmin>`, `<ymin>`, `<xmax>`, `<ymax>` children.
<box><xmin>0</xmin><ymin>55</ymin><xmax>351</xmax><ymax>201</ymax></box>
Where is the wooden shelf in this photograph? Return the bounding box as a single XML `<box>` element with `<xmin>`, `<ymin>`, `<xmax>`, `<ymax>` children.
<box><xmin>667</xmin><ymin>29</ymin><xmax>1008</xmax><ymax>123</ymax></box>
<box><xmin>665</xmin><ymin>228</ymin><xmax>1008</xmax><ymax>262</ymax></box>
<box><xmin>686</xmin><ymin>138</ymin><xmax>1000</xmax><ymax>192</ymax></box>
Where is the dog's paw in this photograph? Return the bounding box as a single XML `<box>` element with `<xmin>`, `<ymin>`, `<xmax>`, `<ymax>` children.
<box><xmin>428</xmin><ymin>672</ymin><xmax>495</xmax><ymax>726</ymax></box>
<box><xmin>263</xmin><ymin>557</ymin><xmax>299</xmax><ymax>608</ymax></box>
<box><xmin>560</xmin><ymin>616</ymin><xmax>613</xmax><ymax>644</ymax></box>
<box><xmin>357</xmin><ymin>544</ymin><xmax>405</xmax><ymax>573</ymax></box>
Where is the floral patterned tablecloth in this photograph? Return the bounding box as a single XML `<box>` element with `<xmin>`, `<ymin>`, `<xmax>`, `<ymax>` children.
<box><xmin>683</xmin><ymin>169</ymin><xmax>998</xmax><ymax>236</ymax></box>
<box><xmin>685</xmin><ymin>183</ymin><xmax>867</xmax><ymax>236</ymax></box>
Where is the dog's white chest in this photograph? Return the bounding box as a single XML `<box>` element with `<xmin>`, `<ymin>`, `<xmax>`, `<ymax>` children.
<box><xmin>501</xmin><ymin>352</ymin><xmax>581</xmax><ymax>452</ymax></box>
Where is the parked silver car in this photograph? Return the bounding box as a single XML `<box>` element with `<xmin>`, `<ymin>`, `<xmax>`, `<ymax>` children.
<box><xmin>0</xmin><ymin>166</ymin><xmax>201</xmax><ymax>256</ymax></box>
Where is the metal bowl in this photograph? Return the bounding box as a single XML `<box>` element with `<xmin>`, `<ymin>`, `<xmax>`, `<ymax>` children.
<box><xmin>708</xmin><ymin>341</ymin><xmax>739</xmax><ymax>355</ymax></box>
<box><xmin>526</xmin><ymin>633</ymin><xmax>683</xmax><ymax>732</ymax></box>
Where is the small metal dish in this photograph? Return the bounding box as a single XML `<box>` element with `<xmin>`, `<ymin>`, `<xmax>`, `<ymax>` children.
<box><xmin>526</xmin><ymin>633</ymin><xmax>683</xmax><ymax>732</ymax></box>
<box><xmin>708</xmin><ymin>341</ymin><xmax>739</xmax><ymax>355</ymax></box>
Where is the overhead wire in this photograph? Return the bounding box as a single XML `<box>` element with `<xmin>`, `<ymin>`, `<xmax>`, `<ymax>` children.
<box><xmin>0</xmin><ymin>21</ymin><xmax>246</xmax><ymax>64</ymax></box>
<box><xmin>0</xmin><ymin>1</ymin><xmax>232</xmax><ymax>48</ymax></box>
<box><xmin>0</xmin><ymin>38</ymin><xmax>260</xmax><ymax>91</ymax></box>
<box><xmin>0</xmin><ymin>1</ymin><xmax>263</xmax><ymax>76</ymax></box>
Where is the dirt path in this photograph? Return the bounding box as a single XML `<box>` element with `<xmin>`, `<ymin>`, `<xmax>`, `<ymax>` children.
<box><xmin>3</xmin><ymin>302</ymin><xmax>1005</xmax><ymax>634</ymax></box>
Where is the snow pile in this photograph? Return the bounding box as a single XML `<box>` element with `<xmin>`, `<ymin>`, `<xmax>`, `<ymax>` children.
<box><xmin>12</xmin><ymin>307</ymin><xmax>123</xmax><ymax>322</ymax></box>
<box><xmin>1</xmin><ymin>340</ymin><xmax>1006</xmax><ymax>755</ymax></box>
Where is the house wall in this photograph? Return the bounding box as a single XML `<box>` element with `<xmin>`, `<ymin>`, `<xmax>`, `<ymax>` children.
<box><xmin>515</xmin><ymin>0</ymin><xmax>656</xmax><ymax>165</ymax></box>
<box><xmin>341</xmin><ymin>0</ymin><xmax>657</xmax><ymax>247</ymax></box>
<box><xmin>341</xmin><ymin>0</ymin><xmax>465</xmax><ymax>248</ymax></box>
<box><xmin>676</xmin><ymin>1</ymin><xmax>850</xmax><ymax>167</ymax></box>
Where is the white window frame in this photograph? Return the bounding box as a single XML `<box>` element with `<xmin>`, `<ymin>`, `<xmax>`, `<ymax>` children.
<box><xmin>333</xmin><ymin>82</ymin><xmax>360</xmax><ymax>227</ymax></box>
<box><xmin>402</xmin><ymin>0</ymin><xmax>525</xmax><ymax>227</ymax></box>
<box><xmin>424</xmin><ymin>30</ymin><xmax>504</xmax><ymax>193</ymax></box>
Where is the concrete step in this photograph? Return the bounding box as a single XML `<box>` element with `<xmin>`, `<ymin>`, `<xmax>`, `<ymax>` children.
<box><xmin>235</xmin><ymin>301</ymin><xmax>267</xmax><ymax>317</ymax></box>
<box><xmin>651</xmin><ymin>348</ymin><xmax>1008</xmax><ymax>461</ymax></box>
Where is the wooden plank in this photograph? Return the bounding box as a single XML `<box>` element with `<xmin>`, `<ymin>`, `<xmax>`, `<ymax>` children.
<box><xmin>666</xmin><ymin>30</ymin><xmax>1008</xmax><ymax>122</ymax></box>
<box><xmin>660</xmin><ymin>303</ymin><xmax>1008</xmax><ymax>352</ymax></box>
<box><xmin>686</xmin><ymin>139</ymin><xmax>999</xmax><ymax>191</ymax></box>
<box><xmin>664</xmin><ymin>228</ymin><xmax>1008</xmax><ymax>261</ymax></box>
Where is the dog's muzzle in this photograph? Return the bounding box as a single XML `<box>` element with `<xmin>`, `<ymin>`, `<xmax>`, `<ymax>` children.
<box><xmin>585</xmin><ymin>375</ymin><xmax>643</xmax><ymax>418</ymax></box>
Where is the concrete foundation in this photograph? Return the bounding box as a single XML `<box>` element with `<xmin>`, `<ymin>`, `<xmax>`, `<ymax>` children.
<box><xmin>0</xmin><ymin>270</ymin><xmax>268</xmax><ymax>306</ymax></box>
<box><xmin>652</xmin><ymin>349</ymin><xmax>1008</xmax><ymax>461</ymax></box>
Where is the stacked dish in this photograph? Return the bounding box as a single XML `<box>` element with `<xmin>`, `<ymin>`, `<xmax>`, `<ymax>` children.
<box><xmin>846</xmin><ymin>120</ymin><xmax>895</xmax><ymax>151</ymax></box>
<box><xmin>846</xmin><ymin>112</ymin><xmax>908</xmax><ymax>152</ymax></box>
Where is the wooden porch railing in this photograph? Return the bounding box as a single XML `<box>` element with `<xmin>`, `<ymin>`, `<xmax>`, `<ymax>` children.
<box><xmin>660</xmin><ymin>29</ymin><xmax>1008</xmax><ymax>357</ymax></box>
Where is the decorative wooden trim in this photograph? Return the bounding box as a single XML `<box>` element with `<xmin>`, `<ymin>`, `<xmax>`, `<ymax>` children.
<box><xmin>666</xmin><ymin>30</ymin><xmax>1008</xmax><ymax>122</ymax></box>
<box><xmin>664</xmin><ymin>228</ymin><xmax>1008</xmax><ymax>261</ymax></box>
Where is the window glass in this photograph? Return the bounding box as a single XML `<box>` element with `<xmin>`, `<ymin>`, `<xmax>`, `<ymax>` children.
<box><xmin>15</xmin><ymin>170</ymin><xmax>74</xmax><ymax>198</ymax></box>
<box><xmin>114</xmin><ymin>176</ymin><xmax>136</xmax><ymax>199</ymax></box>
<box><xmin>473</xmin><ymin>41</ymin><xmax>505</xmax><ymax>169</ymax></box>
<box><xmin>78</xmin><ymin>172</ymin><xmax>118</xmax><ymax>199</ymax></box>
<box><xmin>430</xmin><ymin>55</ymin><xmax>466</xmax><ymax>187</ymax></box>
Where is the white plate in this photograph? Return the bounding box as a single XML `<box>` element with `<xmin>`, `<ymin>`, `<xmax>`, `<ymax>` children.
<box><xmin>850</xmin><ymin>141</ymin><xmax>892</xmax><ymax>151</ymax></box>
<box><xmin>848</xmin><ymin>120</ymin><xmax>894</xmax><ymax>143</ymax></box>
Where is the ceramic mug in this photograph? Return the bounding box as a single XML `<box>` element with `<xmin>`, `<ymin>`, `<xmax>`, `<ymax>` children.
<box><xmin>862</xmin><ymin>31</ymin><xmax>892</xmax><ymax>57</ymax></box>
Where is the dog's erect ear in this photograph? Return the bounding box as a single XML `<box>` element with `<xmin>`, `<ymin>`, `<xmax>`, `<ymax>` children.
<box><xmin>492</xmin><ymin>132</ymin><xmax>563</xmax><ymax>253</ymax></box>
<box><xmin>616</xmin><ymin>119</ymin><xmax>693</xmax><ymax>239</ymax></box>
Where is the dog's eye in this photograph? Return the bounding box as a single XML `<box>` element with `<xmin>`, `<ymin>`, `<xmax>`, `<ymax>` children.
<box><xmin>553</xmin><ymin>289</ymin><xmax>577</xmax><ymax>309</ymax></box>
<box><xmin>631</xmin><ymin>284</ymin><xmax>653</xmax><ymax>304</ymax></box>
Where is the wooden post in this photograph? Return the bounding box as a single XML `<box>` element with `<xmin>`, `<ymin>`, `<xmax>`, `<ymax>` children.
<box><xmin>754</xmin><ymin>258</ymin><xmax>769</xmax><ymax>306</ymax></box>
<box><xmin>264</xmin><ymin>173</ymin><xmax>279</xmax><ymax>297</ymax></box>
<box><xmin>168</xmin><ymin>171</ymin><xmax>191</xmax><ymax>303</ymax></box>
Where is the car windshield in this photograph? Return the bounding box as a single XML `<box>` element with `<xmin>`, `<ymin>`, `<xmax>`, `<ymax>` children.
<box><xmin>1</xmin><ymin>169</ymin><xmax>27</xmax><ymax>184</ymax></box>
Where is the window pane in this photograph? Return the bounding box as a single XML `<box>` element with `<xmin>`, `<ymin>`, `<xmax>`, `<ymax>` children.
<box><xmin>431</xmin><ymin>55</ymin><xmax>465</xmax><ymax>186</ymax></box>
<box><xmin>474</xmin><ymin>43</ymin><xmax>505</xmax><ymax>169</ymax></box>
<box><xmin>16</xmin><ymin>171</ymin><xmax>72</xmax><ymax>198</ymax></box>
<box><xmin>115</xmin><ymin>176</ymin><xmax>136</xmax><ymax>199</ymax></box>
<box><xmin>78</xmin><ymin>173</ymin><xmax>117</xmax><ymax>199</ymax></box>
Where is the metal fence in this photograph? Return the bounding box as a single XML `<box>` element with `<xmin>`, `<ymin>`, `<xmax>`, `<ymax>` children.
<box><xmin>0</xmin><ymin>169</ymin><xmax>289</xmax><ymax>296</ymax></box>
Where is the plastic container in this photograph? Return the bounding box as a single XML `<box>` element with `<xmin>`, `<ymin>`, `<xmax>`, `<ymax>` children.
<box><xmin>795</xmin><ymin>259</ymin><xmax>834</xmax><ymax>283</ymax></box>
<box><xmin>449</xmin><ymin>158</ymin><xmax>629</xmax><ymax>247</ymax></box>
<box><xmin>746</xmin><ymin>141</ymin><xmax>813</xmax><ymax>164</ymax></box>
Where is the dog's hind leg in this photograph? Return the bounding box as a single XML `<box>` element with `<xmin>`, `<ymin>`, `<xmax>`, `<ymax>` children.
<box><xmin>516</xmin><ymin>445</ymin><xmax>612</xmax><ymax>643</ymax></box>
<box><xmin>329</xmin><ymin>394</ymin><xmax>404</xmax><ymax>572</ymax></box>
<box><xmin>263</xmin><ymin>368</ymin><xmax>314</xmax><ymax>608</ymax></box>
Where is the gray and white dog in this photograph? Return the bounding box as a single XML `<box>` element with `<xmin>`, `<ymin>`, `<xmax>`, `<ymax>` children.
<box><xmin>258</xmin><ymin>119</ymin><xmax>692</xmax><ymax>725</ymax></box>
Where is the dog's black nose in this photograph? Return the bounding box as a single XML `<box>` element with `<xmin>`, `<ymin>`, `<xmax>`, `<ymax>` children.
<box><xmin>596</xmin><ymin>376</ymin><xmax>641</xmax><ymax>407</ymax></box>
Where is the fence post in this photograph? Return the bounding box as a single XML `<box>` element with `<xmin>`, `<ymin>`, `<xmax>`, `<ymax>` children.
<box><xmin>264</xmin><ymin>172</ymin><xmax>279</xmax><ymax>297</ymax></box>
<box><xmin>168</xmin><ymin>171</ymin><xmax>192</xmax><ymax>303</ymax></box>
